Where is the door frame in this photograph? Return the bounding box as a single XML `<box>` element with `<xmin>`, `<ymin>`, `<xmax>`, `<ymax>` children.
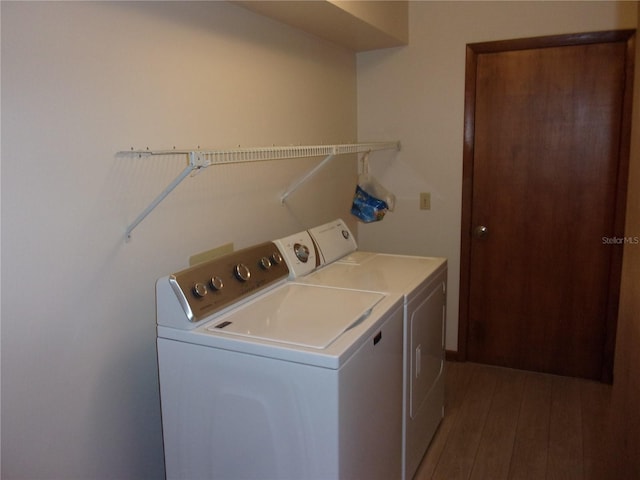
<box><xmin>458</xmin><ymin>30</ymin><xmax>636</xmax><ymax>382</ymax></box>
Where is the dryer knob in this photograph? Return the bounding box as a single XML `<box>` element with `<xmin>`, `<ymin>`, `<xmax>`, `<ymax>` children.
<box><xmin>192</xmin><ymin>282</ymin><xmax>208</xmax><ymax>298</ymax></box>
<box><xmin>294</xmin><ymin>243</ymin><xmax>310</xmax><ymax>263</ymax></box>
<box><xmin>234</xmin><ymin>263</ymin><xmax>251</xmax><ymax>282</ymax></box>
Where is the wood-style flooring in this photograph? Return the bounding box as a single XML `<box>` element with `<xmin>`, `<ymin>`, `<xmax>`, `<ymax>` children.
<box><xmin>414</xmin><ymin>361</ymin><xmax>612</xmax><ymax>480</ymax></box>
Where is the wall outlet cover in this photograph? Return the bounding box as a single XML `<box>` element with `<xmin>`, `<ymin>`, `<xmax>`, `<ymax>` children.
<box><xmin>420</xmin><ymin>192</ymin><xmax>431</xmax><ymax>210</ymax></box>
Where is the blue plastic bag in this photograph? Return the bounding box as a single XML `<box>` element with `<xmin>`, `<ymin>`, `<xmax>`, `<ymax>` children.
<box><xmin>351</xmin><ymin>185</ymin><xmax>389</xmax><ymax>223</ymax></box>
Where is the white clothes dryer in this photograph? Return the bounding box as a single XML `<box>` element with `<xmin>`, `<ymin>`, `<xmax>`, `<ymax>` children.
<box><xmin>275</xmin><ymin>220</ymin><xmax>447</xmax><ymax>480</ymax></box>
<box><xmin>156</xmin><ymin>241</ymin><xmax>404</xmax><ymax>480</ymax></box>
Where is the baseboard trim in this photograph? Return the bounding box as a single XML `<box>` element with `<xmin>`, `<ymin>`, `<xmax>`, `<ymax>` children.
<box><xmin>445</xmin><ymin>350</ymin><xmax>460</xmax><ymax>361</ymax></box>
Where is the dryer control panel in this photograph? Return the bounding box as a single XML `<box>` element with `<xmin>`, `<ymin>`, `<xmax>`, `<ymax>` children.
<box><xmin>308</xmin><ymin>218</ymin><xmax>357</xmax><ymax>264</ymax></box>
<box><xmin>273</xmin><ymin>231</ymin><xmax>320</xmax><ymax>278</ymax></box>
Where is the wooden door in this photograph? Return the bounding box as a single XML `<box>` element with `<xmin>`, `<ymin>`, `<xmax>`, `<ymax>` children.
<box><xmin>459</xmin><ymin>31</ymin><xmax>635</xmax><ymax>381</ymax></box>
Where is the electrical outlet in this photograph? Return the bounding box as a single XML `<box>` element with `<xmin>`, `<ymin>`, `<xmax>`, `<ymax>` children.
<box><xmin>420</xmin><ymin>192</ymin><xmax>431</xmax><ymax>210</ymax></box>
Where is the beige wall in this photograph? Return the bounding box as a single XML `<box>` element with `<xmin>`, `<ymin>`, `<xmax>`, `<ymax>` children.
<box><xmin>356</xmin><ymin>1</ymin><xmax>638</xmax><ymax>351</ymax></box>
<box><xmin>1</xmin><ymin>2</ymin><xmax>357</xmax><ymax>478</ymax></box>
<box><xmin>608</xmin><ymin>2</ymin><xmax>640</xmax><ymax>476</ymax></box>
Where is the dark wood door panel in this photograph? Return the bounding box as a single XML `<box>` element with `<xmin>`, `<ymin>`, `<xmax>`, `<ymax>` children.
<box><xmin>459</xmin><ymin>31</ymin><xmax>635</xmax><ymax>381</ymax></box>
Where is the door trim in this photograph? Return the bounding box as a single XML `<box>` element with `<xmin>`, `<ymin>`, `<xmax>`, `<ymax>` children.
<box><xmin>457</xmin><ymin>30</ymin><xmax>636</xmax><ymax>382</ymax></box>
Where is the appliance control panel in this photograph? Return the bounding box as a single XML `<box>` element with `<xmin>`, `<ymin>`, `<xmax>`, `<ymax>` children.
<box><xmin>308</xmin><ymin>218</ymin><xmax>357</xmax><ymax>264</ymax></box>
<box><xmin>273</xmin><ymin>231</ymin><xmax>321</xmax><ymax>278</ymax></box>
<box><xmin>168</xmin><ymin>242</ymin><xmax>288</xmax><ymax>323</ymax></box>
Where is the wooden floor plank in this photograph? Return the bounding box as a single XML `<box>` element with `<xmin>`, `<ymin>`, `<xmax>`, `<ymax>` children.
<box><xmin>580</xmin><ymin>380</ymin><xmax>612</xmax><ymax>480</ymax></box>
<box><xmin>547</xmin><ymin>375</ymin><xmax>584</xmax><ymax>480</ymax></box>
<box><xmin>431</xmin><ymin>364</ymin><xmax>497</xmax><ymax>480</ymax></box>
<box><xmin>469</xmin><ymin>367</ymin><xmax>525</xmax><ymax>480</ymax></box>
<box><xmin>508</xmin><ymin>372</ymin><xmax>552</xmax><ymax>480</ymax></box>
<box><xmin>509</xmin><ymin>436</ymin><xmax>550</xmax><ymax>480</ymax></box>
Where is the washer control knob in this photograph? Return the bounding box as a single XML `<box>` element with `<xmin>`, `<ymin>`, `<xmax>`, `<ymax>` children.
<box><xmin>271</xmin><ymin>251</ymin><xmax>283</xmax><ymax>265</ymax></box>
<box><xmin>209</xmin><ymin>276</ymin><xmax>224</xmax><ymax>291</ymax></box>
<box><xmin>234</xmin><ymin>263</ymin><xmax>251</xmax><ymax>282</ymax></box>
<box><xmin>294</xmin><ymin>243</ymin><xmax>310</xmax><ymax>263</ymax></box>
<box><xmin>192</xmin><ymin>282</ymin><xmax>208</xmax><ymax>298</ymax></box>
<box><xmin>259</xmin><ymin>257</ymin><xmax>272</xmax><ymax>270</ymax></box>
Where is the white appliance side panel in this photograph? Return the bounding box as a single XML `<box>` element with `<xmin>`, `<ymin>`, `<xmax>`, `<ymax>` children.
<box><xmin>404</xmin><ymin>270</ymin><xmax>447</xmax><ymax>479</ymax></box>
<box><xmin>157</xmin><ymin>338</ymin><xmax>339</xmax><ymax>480</ymax></box>
<box><xmin>339</xmin><ymin>305</ymin><xmax>404</xmax><ymax>479</ymax></box>
<box><xmin>157</xmin><ymin>276</ymin><xmax>198</xmax><ymax>330</ymax></box>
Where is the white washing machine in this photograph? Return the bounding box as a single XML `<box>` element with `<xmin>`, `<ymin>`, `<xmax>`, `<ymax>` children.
<box><xmin>156</xmin><ymin>241</ymin><xmax>404</xmax><ymax>480</ymax></box>
<box><xmin>275</xmin><ymin>219</ymin><xmax>447</xmax><ymax>480</ymax></box>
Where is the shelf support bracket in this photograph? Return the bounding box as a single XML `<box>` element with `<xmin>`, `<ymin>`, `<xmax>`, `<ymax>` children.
<box><xmin>280</xmin><ymin>153</ymin><xmax>335</xmax><ymax>204</ymax></box>
<box><xmin>125</xmin><ymin>159</ymin><xmax>196</xmax><ymax>241</ymax></box>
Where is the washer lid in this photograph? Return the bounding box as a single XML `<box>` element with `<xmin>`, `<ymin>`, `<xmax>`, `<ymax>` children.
<box><xmin>304</xmin><ymin>253</ymin><xmax>447</xmax><ymax>294</ymax></box>
<box><xmin>206</xmin><ymin>283</ymin><xmax>385</xmax><ymax>349</ymax></box>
